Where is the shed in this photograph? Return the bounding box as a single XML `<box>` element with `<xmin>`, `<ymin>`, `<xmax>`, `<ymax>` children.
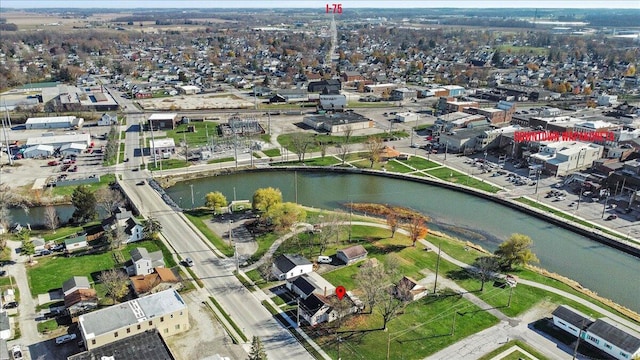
<box><xmin>62</xmin><ymin>276</ymin><xmax>91</xmax><ymax>297</ymax></box>
<box><xmin>64</xmin><ymin>235</ymin><xmax>88</xmax><ymax>252</ymax></box>
<box><xmin>336</xmin><ymin>245</ymin><xmax>368</xmax><ymax>265</ymax></box>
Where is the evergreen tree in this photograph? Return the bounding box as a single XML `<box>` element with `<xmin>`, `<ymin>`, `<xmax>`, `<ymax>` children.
<box><xmin>71</xmin><ymin>185</ymin><xmax>97</xmax><ymax>223</ymax></box>
<box><xmin>247</xmin><ymin>336</ymin><xmax>267</xmax><ymax>360</ymax></box>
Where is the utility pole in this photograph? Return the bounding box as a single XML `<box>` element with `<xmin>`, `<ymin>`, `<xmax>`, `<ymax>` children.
<box><xmin>602</xmin><ymin>195</ymin><xmax>609</xmax><ymax>218</ymax></box>
<box><xmin>433</xmin><ymin>243</ymin><xmax>441</xmax><ymax>294</ymax></box>
<box><xmin>190</xmin><ymin>184</ymin><xmax>194</xmax><ymax>209</ymax></box>
<box><xmin>296</xmin><ymin>298</ymin><xmax>300</xmax><ymax>327</ymax></box>
<box><xmin>228</xmin><ymin>220</ymin><xmax>233</xmax><ymax>247</ymax></box>
<box><xmin>150</xmin><ymin>120</ymin><xmax>157</xmax><ymax>168</ymax></box>
<box><xmin>507</xmin><ymin>285</ymin><xmax>513</xmax><ymax>307</ymax></box>
<box><xmin>183</xmin><ymin>131</ymin><xmax>188</xmax><ymax>162</ymax></box>
<box><xmin>235</xmin><ymin>243</ymin><xmax>239</xmax><ymax>274</ymax></box>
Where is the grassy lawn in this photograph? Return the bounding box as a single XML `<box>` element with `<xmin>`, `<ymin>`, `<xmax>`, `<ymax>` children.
<box><xmin>118</xmin><ymin>143</ymin><xmax>125</xmax><ymax>164</ymax></box>
<box><xmin>164</xmin><ymin>122</ymin><xmax>218</xmax><ymax>147</ymax></box>
<box><xmin>314</xmin><ymin>294</ymin><xmax>499</xmax><ymax>360</ymax></box>
<box><xmin>247</xmin><ymin>232</ymin><xmax>279</xmax><ymax>264</ymax></box>
<box><xmin>184</xmin><ymin>210</ymin><xmax>234</xmax><ymax>257</ymax></box>
<box><xmin>277</xmin><ymin>131</ymin><xmax>408</xmax><ymax>154</ymax></box>
<box><xmin>0</xmin><ymin>277</ymin><xmax>19</xmax><ymax>301</ymax></box>
<box><xmin>40</xmin><ymin>221</ymin><xmax>101</xmax><ymax>242</ymax></box>
<box><xmin>515</xmin><ymin>198</ymin><xmax>623</xmax><ymax>239</ymax></box>
<box><xmin>399</xmin><ymin>156</ymin><xmax>440</xmax><ymax>170</ymax></box>
<box><xmin>274</xmin><ymin>156</ymin><xmax>342</xmax><ymax>167</ymax></box>
<box><xmin>477</xmin><ymin>340</ymin><xmax>549</xmax><ymax>360</ymax></box>
<box><xmin>262</xmin><ymin>148</ymin><xmax>281</xmax><ymax>157</ymax></box>
<box><xmin>37</xmin><ymin>319</ymin><xmax>59</xmax><ymax>334</ymax></box>
<box><xmin>49</xmin><ymin>173</ymin><xmax>116</xmax><ymax>198</ymax></box>
<box><xmin>207</xmin><ymin>157</ymin><xmax>235</xmax><ymax>164</ymax></box>
<box><xmin>347</xmin><ymin>101</ymin><xmax>395</xmax><ymax>108</ymax></box>
<box><xmin>27</xmin><ymin>240</ymin><xmax>174</xmax><ymax>295</ymax></box>
<box><xmin>147</xmin><ymin>159</ymin><xmax>189</xmax><ymax>171</ymax></box>
<box><xmin>425</xmin><ymin>167</ymin><xmax>501</xmax><ymax>193</ymax></box>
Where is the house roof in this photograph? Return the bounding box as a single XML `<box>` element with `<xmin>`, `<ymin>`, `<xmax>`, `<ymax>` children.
<box><xmin>291</xmin><ymin>276</ymin><xmax>316</xmax><ymax>296</ymax></box>
<box><xmin>79</xmin><ymin>289</ymin><xmax>186</xmax><ymax>339</ymax></box>
<box><xmin>68</xmin><ymin>329</ymin><xmax>175</xmax><ymax>360</ymax></box>
<box><xmin>64</xmin><ymin>235</ymin><xmax>87</xmax><ymax>245</ymax></box>
<box><xmin>299</xmin><ymin>293</ymin><xmax>328</xmax><ymax>314</ymax></box>
<box><xmin>131</xmin><ymin>247</ymin><xmax>150</xmax><ymax>262</ymax></box>
<box><xmin>130</xmin><ymin>268</ymin><xmax>178</xmax><ymax>294</ymax></box>
<box><xmin>338</xmin><ymin>245</ymin><xmax>368</xmax><ymax>260</ymax></box>
<box><xmin>124</xmin><ymin>218</ymin><xmax>143</xmax><ymax>235</ymax></box>
<box><xmin>552</xmin><ymin>305</ymin><xmax>594</xmax><ymax>329</ymax></box>
<box><xmin>62</xmin><ymin>276</ymin><xmax>91</xmax><ymax>294</ymax></box>
<box><xmin>587</xmin><ymin>318</ymin><xmax>640</xmax><ymax>353</ymax></box>
<box><xmin>64</xmin><ymin>288</ymin><xmax>98</xmax><ymax>308</ymax></box>
<box><xmin>274</xmin><ymin>254</ymin><xmax>312</xmax><ymax>273</ymax></box>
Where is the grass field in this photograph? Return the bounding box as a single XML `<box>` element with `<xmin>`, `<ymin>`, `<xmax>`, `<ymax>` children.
<box><xmin>477</xmin><ymin>340</ymin><xmax>549</xmax><ymax>360</ymax></box>
<box><xmin>398</xmin><ymin>156</ymin><xmax>440</xmax><ymax>170</ymax></box>
<box><xmin>164</xmin><ymin>122</ymin><xmax>219</xmax><ymax>147</ymax></box>
<box><xmin>27</xmin><ymin>240</ymin><xmax>174</xmax><ymax>295</ymax></box>
<box><xmin>262</xmin><ymin>148</ymin><xmax>281</xmax><ymax>157</ymax></box>
<box><xmin>277</xmin><ymin>131</ymin><xmax>408</xmax><ymax>154</ymax></box>
<box><xmin>184</xmin><ymin>209</ymin><xmax>234</xmax><ymax>257</ymax></box>
<box><xmin>274</xmin><ymin>156</ymin><xmax>342</xmax><ymax>167</ymax></box>
<box><xmin>49</xmin><ymin>173</ymin><xmax>116</xmax><ymax>198</ymax></box>
<box><xmin>424</xmin><ymin>167</ymin><xmax>502</xmax><ymax>193</ymax></box>
<box><xmin>207</xmin><ymin>157</ymin><xmax>235</xmax><ymax>164</ymax></box>
<box><xmin>147</xmin><ymin>159</ymin><xmax>189</xmax><ymax>171</ymax></box>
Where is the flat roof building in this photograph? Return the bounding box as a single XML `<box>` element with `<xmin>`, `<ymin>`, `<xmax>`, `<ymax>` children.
<box><xmin>26</xmin><ymin>133</ymin><xmax>91</xmax><ymax>148</ymax></box>
<box><xmin>25</xmin><ymin>116</ymin><xmax>83</xmax><ymax>130</ymax></box>
<box><xmin>78</xmin><ymin>289</ymin><xmax>189</xmax><ymax>350</ymax></box>
<box><xmin>68</xmin><ymin>329</ymin><xmax>176</xmax><ymax>360</ymax></box>
<box><xmin>303</xmin><ymin>112</ymin><xmax>372</xmax><ymax>134</ymax></box>
<box><xmin>148</xmin><ymin>113</ymin><xmax>178</xmax><ymax>130</ymax></box>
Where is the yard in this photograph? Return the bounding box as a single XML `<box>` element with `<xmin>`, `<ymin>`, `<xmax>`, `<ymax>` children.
<box><xmin>26</xmin><ymin>240</ymin><xmax>175</xmax><ymax>295</ymax></box>
<box><xmin>49</xmin><ymin>173</ymin><xmax>116</xmax><ymax>198</ymax></box>
<box><xmin>184</xmin><ymin>209</ymin><xmax>234</xmax><ymax>257</ymax></box>
<box><xmin>164</xmin><ymin>121</ymin><xmax>219</xmax><ymax>147</ymax></box>
<box><xmin>147</xmin><ymin>158</ymin><xmax>189</xmax><ymax>171</ymax></box>
<box><xmin>424</xmin><ymin>167</ymin><xmax>502</xmax><ymax>193</ymax></box>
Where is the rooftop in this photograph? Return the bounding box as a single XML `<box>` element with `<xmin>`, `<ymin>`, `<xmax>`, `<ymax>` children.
<box><xmin>68</xmin><ymin>330</ymin><xmax>175</xmax><ymax>360</ymax></box>
<box><xmin>79</xmin><ymin>289</ymin><xmax>186</xmax><ymax>339</ymax></box>
<box><xmin>148</xmin><ymin>113</ymin><xmax>178</xmax><ymax>121</ymax></box>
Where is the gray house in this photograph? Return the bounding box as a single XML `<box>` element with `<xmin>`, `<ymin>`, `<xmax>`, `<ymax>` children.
<box><xmin>62</xmin><ymin>276</ymin><xmax>91</xmax><ymax>297</ymax></box>
<box><xmin>125</xmin><ymin>248</ymin><xmax>165</xmax><ymax>276</ymax></box>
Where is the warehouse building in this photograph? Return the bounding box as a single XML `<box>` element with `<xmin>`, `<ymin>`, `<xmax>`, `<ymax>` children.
<box><xmin>25</xmin><ymin>116</ymin><xmax>84</xmax><ymax>130</ymax></box>
<box><xmin>26</xmin><ymin>133</ymin><xmax>91</xmax><ymax>148</ymax></box>
<box><xmin>148</xmin><ymin>113</ymin><xmax>178</xmax><ymax>130</ymax></box>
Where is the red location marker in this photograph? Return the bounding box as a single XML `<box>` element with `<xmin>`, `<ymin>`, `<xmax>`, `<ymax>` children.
<box><xmin>335</xmin><ymin>286</ymin><xmax>346</xmax><ymax>300</ymax></box>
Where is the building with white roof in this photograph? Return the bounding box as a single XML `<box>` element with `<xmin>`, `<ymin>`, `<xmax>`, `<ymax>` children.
<box><xmin>529</xmin><ymin>141</ymin><xmax>603</xmax><ymax>176</ymax></box>
<box><xmin>26</xmin><ymin>133</ymin><xmax>91</xmax><ymax>148</ymax></box>
<box><xmin>78</xmin><ymin>289</ymin><xmax>189</xmax><ymax>350</ymax></box>
<box><xmin>148</xmin><ymin>113</ymin><xmax>178</xmax><ymax>130</ymax></box>
<box><xmin>22</xmin><ymin>144</ymin><xmax>55</xmax><ymax>158</ymax></box>
<box><xmin>60</xmin><ymin>143</ymin><xmax>87</xmax><ymax>155</ymax></box>
<box><xmin>25</xmin><ymin>116</ymin><xmax>83</xmax><ymax>130</ymax></box>
<box><xmin>149</xmin><ymin>138</ymin><xmax>176</xmax><ymax>155</ymax></box>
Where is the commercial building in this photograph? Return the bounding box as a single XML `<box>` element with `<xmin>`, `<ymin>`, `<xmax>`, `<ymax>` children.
<box><xmin>319</xmin><ymin>94</ymin><xmax>347</xmax><ymax>111</ymax></box>
<box><xmin>395</xmin><ymin>112</ymin><xmax>419</xmax><ymax>123</ymax></box>
<box><xmin>529</xmin><ymin>141</ymin><xmax>604</xmax><ymax>176</ymax></box>
<box><xmin>148</xmin><ymin>113</ymin><xmax>178</xmax><ymax>130</ymax></box>
<box><xmin>78</xmin><ymin>289</ymin><xmax>189</xmax><ymax>350</ymax></box>
<box><xmin>25</xmin><ymin>116</ymin><xmax>83</xmax><ymax>130</ymax></box>
<box><xmin>22</xmin><ymin>144</ymin><xmax>55</xmax><ymax>158</ymax></box>
<box><xmin>68</xmin><ymin>329</ymin><xmax>176</xmax><ymax>360</ymax></box>
<box><xmin>303</xmin><ymin>112</ymin><xmax>372</xmax><ymax>134</ymax></box>
<box><xmin>26</xmin><ymin>133</ymin><xmax>91</xmax><ymax>149</ymax></box>
<box><xmin>391</xmin><ymin>88</ymin><xmax>417</xmax><ymax>101</ymax></box>
<box><xmin>149</xmin><ymin>138</ymin><xmax>176</xmax><ymax>156</ymax></box>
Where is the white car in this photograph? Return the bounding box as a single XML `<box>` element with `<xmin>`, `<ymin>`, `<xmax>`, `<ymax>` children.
<box><xmin>11</xmin><ymin>345</ymin><xmax>22</xmax><ymax>359</ymax></box>
<box><xmin>55</xmin><ymin>333</ymin><xmax>77</xmax><ymax>345</ymax></box>
<box><xmin>184</xmin><ymin>257</ymin><xmax>194</xmax><ymax>267</ymax></box>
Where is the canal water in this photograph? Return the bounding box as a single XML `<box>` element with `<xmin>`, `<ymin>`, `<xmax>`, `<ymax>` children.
<box><xmin>165</xmin><ymin>171</ymin><xmax>640</xmax><ymax>313</ymax></box>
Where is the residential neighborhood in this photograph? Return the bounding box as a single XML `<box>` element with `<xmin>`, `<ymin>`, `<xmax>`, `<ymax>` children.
<box><xmin>0</xmin><ymin>3</ymin><xmax>639</xmax><ymax>360</ymax></box>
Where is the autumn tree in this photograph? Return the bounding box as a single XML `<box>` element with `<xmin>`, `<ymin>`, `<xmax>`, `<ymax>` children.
<box><xmin>71</xmin><ymin>185</ymin><xmax>97</xmax><ymax>224</ymax></box>
<box><xmin>100</xmin><ymin>269</ymin><xmax>130</xmax><ymax>304</ymax></box>
<box><xmin>252</xmin><ymin>187</ymin><xmax>282</xmax><ymax>212</ymax></box>
<box><xmin>43</xmin><ymin>205</ymin><xmax>59</xmax><ymax>233</ymax></box>
<box><xmin>266</xmin><ymin>202</ymin><xmax>306</xmax><ymax>232</ymax></box>
<box><xmin>205</xmin><ymin>191</ymin><xmax>228</xmax><ymax>214</ymax></box>
<box><xmin>337</xmin><ymin>126</ymin><xmax>353</xmax><ymax>165</ymax></box>
<box><xmin>386</xmin><ymin>212</ymin><xmax>399</xmax><ymax>238</ymax></box>
<box><xmin>494</xmin><ymin>233</ymin><xmax>539</xmax><ymax>270</ymax></box>
<box><xmin>471</xmin><ymin>256</ymin><xmax>500</xmax><ymax>291</ymax></box>
<box><xmin>405</xmin><ymin>216</ymin><xmax>428</xmax><ymax>247</ymax></box>
<box><xmin>364</xmin><ymin>136</ymin><xmax>384</xmax><ymax>168</ymax></box>
<box><xmin>95</xmin><ymin>187</ymin><xmax>125</xmax><ymax>216</ymax></box>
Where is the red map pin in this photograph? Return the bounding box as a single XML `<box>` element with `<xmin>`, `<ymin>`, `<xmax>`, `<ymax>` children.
<box><xmin>335</xmin><ymin>286</ymin><xmax>346</xmax><ymax>300</ymax></box>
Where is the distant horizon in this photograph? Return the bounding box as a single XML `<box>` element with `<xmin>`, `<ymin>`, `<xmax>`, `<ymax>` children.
<box><xmin>1</xmin><ymin>0</ymin><xmax>638</xmax><ymax>9</ymax></box>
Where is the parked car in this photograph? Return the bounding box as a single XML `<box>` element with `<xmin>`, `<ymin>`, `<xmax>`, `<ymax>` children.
<box><xmin>606</xmin><ymin>214</ymin><xmax>618</xmax><ymax>221</ymax></box>
<box><xmin>136</xmin><ymin>180</ymin><xmax>145</xmax><ymax>186</ymax></box>
<box><xmin>55</xmin><ymin>333</ymin><xmax>77</xmax><ymax>345</ymax></box>
<box><xmin>11</xmin><ymin>345</ymin><xmax>22</xmax><ymax>359</ymax></box>
<box><xmin>317</xmin><ymin>256</ymin><xmax>332</xmax><ymax>264</ymax></box>
<box><xmin>3</xmin><ymin>301</ymin><xmax>18</xmax><ymax>309</ymax></box>
<box><xmin>52</xmin><ymin>244</ymin><xmax>65</xmax><ymax>252</ymax></box>
<box><xmin>184</xmin><ymin>257</ymin><xmax>194</xmax><ymax>267</ymax></box>
<box><xmin>0</xmin><ymin>270</ymin><xmax>6</xmax><ymax>276</ymax></box>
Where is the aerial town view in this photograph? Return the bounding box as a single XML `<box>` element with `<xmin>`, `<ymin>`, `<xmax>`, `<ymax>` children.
<box><xmin>0</xmin><ymin>0</ymin><xmax>639</xmax><ymax>359</ymax></box>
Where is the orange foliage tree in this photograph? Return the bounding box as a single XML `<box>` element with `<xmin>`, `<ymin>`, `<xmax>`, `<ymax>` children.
<box><xmin>406</xmin><ymin>216</ymin><xmax>428</xmax><ymax>247</ymax></box>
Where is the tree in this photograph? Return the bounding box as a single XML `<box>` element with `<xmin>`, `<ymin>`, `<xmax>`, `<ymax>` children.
<box><xmin>386</xmin><ymin>212</ymin><xmax>399</xmax><ymax>238</ymax></box>
<box><xmin>494</xmin><ymin>233</ymin><xmax>539</xmax><ymax>270</ymax></box>
<box><xmin>100</xmin><ymin>269</ymin><xmax>130</xmax><ymax>304</ymax></box>
<box><xmin>314</xmin><ymin>211</ymin><xmax>341</xmax><ymax>255</ymax></box>
<box><xmin>289</xmin><ymin>133</ymin><xmax>313</xmax><ymax>162</ymax></box>
<box><xmin>71</xmin><ymin>185</ymin><xmax>97</xmax><ymax>223</ymax></box>
<box><xmin>252</xmin><ymin>187</ymin><xmax>282</xmax><ymax>212</ymax></box>
<box><xmin>21</xmin><ymin>236</ymin><xmax>35</xmax><ymax>263</ymax></box>
<box><xmin>143</xmin><ymin>217</ymin><xmax>162</xmax><ymax>240</ymax></box>
<box><xmin>95</xmin><ymin>187</ymin><xmax>125</xmax><ymax>216</ymax></box>
<box><xmin>376</xmin><ymin>287</ymin><xmax>406</xmax><ymax>331</ymax></box>
<box><xmin>205</xmin><ymin>191</ymin><xmax>228</xmax><ymax>214</ymax></box>
<box><xmin>336</xmin><ymin>126</ymin><xmax>353</xmax><ymax>165</ymax></box>
<box><xmin>247</xmin><ymin>336</ymin><xmax>267</xmax><ymax>360</ymax></box>
<box><xmin>43</xmin><ymin>205</ymin><xmax>59</xmax><ymax>233</ymax></box>
<box><xmin>405</xmin><ymin>216</ymin><xmax>428</xmax><ymax>247</ymax></box>
<box><xmin>364</xmin><ymin>136</ymin><xmax>384</xmax><ymax>168</ymax></box>
<box><xmin>355</xmin><ymin>259</ymin><xmax>386</xmax><ymax>313</ymax></box>
<box><xmin>266</xmin><ymin>202</ymin><xmax>306</xmax><ymax>232</ymax></box>
<box><xmin>106</xmin><ymin>223</ymin><xmax>127</xmax><ymax>250</ymax></box>
<box><xmin>317</xmin><ymin>140</ymin><xmax>329</xmax><ymax>158</ymax></box>
<box><xmin>471</xmin><ymin>256</ymin><xmax>500</xmax><ymax>291</ymax></box>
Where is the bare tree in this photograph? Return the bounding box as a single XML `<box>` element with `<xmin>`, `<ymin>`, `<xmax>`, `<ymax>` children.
<box><xmin>386</xmin><ymin>212</ymin><xmax>399</xmax><ymax>238</ymax></box>
<box><xmin>355</xmin><ymin>259</ymin><xmax>386</xmax><ymax>314</ymax></box>
<box><xmin>100</xmin><ymin>269</ymin><xmax>130</xmax><ymax>304</ymax></box>
<box><xmin>289</xmin><ymin>133</ymin><xmax>313</xmax><ymax>162</ymax></box>
<box><xmin>336</xmin><ymin>126</ymin><xmax>353</xmax><ymax>165</ymax></box>
<box><xmin>313</xmin><ymin>211</ymin><xmax>341</xmax><ymax>255</ymax></box>
<box><xmin>471</xmin><ymin>256</ymin><xmax>500</xmax><ymax>292</ymax></box>
<box><xmin>95</xmin><ymin>187</ymin><xmax>125</xmax><ymax>216</ymax></box>
<box><xmin>364</xmin><ymin>136</ymin><xmax>384</xmax><ymax>168</ymax></box>
<box><xmin>106</xmin><ymin>223</ymin><xmax>128</xmax><ymax>250</ymax></box>
<box><xmin>376</xmin><ymin>287</ymin><xmax>407</xmax><ymax>330</ymax></box>
<box><xmin>43</xmin><ymin>205</ymin><xmax>59</xmax><ymax>233</ymax></box>
<box><xmin>317</xmin><ymin>139</ymin><xmax>329</xmax><ymax>158</ymax></box>
<box><xmin>257</xmin><ymin>256</ymin><xmax>274</xmax><ymax>281</ymax></box>
<box><xmin>0</xmin><ymin>183</ymin><xmax>29</xmax><ymax>230</ymax></box>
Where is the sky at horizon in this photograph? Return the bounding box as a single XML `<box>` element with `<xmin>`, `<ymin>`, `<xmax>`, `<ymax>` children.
<box><xmin>1</xmin><ymin>0</ymin><xmax>639</xmax><ymax>9</ymax></box>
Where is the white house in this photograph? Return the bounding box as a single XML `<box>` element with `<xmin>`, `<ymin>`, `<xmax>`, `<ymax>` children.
<box><xmin>126</xmin><ymin>247</ymin><xmax>165</xmax><ymax>276</ymax></box>
<box><xmin>22</xmin><ymin>144</ymin><xmax>55</xmax><ymax>158</ymax></box>
<box><xmin>64</xmin><ymin>235</ymin><xmax>88</xmax><ymax>252</ymax></box>
<box><xmin>299</xmin><ymin>292</ymin><xmax>361</xmax><ymax>326</ymax></box>
<box><xmin>336</xmin><ymin>245</ymin><xmax>368</xmax><ymax>265</ymax></box>
<box><xmin>102</xmin><ymin>209</ymin><xmax>144</xmax><ymax>244</ymax></box>
<box><xmin>97</xmin><ymin>113</ymin><xmax>117</xmax><ymax>126</ymax></box>
<box><xmin>272</xmin><ymin>254</ymin><xmax>313</xmax><ymax>281</ymax></box>
<box><xmin>286</xmin><ymin>272</ymin><xmax>335</xmax><ymax>300</ymax></box>
<box><xmin>395</xmin><ymin>112</ymin><xmax>419</xmax><ymax>123</ymax></box>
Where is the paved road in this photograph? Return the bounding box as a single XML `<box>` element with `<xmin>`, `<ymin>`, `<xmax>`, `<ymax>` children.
<box><xmin>120</xmin><ymin>116</ymin><xmax>313</xmax><ymax>360</ymax></box>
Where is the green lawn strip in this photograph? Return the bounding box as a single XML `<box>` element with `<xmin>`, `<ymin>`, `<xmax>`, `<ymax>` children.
<box><xmin>247</xmin><ymin>232</ymin><xmax>278</xmax><ymax>264</ymax></box>
<box><xmin>399</xmin><ymin>156</ymin><xmax>441</xmax><ymax>170</ymax></box>
<box><xmin>346</xmin><ymin>101</ymin><xmax>395</xmax><ymax>108</ymax></box>
<box><xmin>37</xmin><ymin>319</ymin><xmax>59</xmax><ymax>334</ymax></box>
<box><xmin>315</xmin><ymin>295</ymin><xmax>499</xmax><ymax>360</ymax></box>
<box><xmin>207</xmin><ymin>157</ymin><xmax>235</xmax><ymax>164</ymax></box>
<box><xmin>209</xmin><ymin>296</ymin><xmax>247</xmax><ymax>342</ymax></box>
<box><xmin>175</xmin><ymin>269</ymin><xmax>196</xmax><ymax>292</ymax></box>
<box><xmin>234</xmin><ymin>271</ymin><xmax>254</xmax><ymax>290</ymax></box>
<box><xmin>477</xmin><ymin>340</ymin><xmax>549</xmax><ymax>360</ymax></box>
<box><xmin>164</xmin><ymin>122</ymin><xmax>218</xmax><ymax>147</ymax></box>
<box><xmin>27</xmin><ymin>240</ymin><xmax>173</xmax><ymax>295</ymax></box>
<box><xmin>183</xmin><ymin>210</ymin><xmax>234</xmax><ymax>257</ymax></box>
<box><xmin>262</xmin><ymin>148</ymin><xmax>281</xmax><ymax>157</ymax></box>
<box><xmin>118</xmin><ymin>142</ymin><xmax>125</xmax><ymax>164</ymax></box>
<box><xmin>277</xmin><ymin>131</ymin><xmax>408</xmax><ymax>153</ymax></box>
<box><xmin>49</xmin><ymin>173</ymin><xmax>116</xmax><ymax>198</ymax></box>
<box><xmin>425</xmin><ymin>167</ymin><xmax>501</xmax><ymax>193</ymax></box>
<box><xmin>147</xmin><ymin>159</ymin><xmax>189</xmax><ymax>171</ymax></box>
<box><xmin>40</xmin><ymin>222</ymin><xmax>99</xmax><ymax>242</ymax></box>
<box><xmin>274</xmin><ymin>156</ymin><xmax>342</xmax><ymax>167</ymax></box>
<box><xmin>503</xmin><ymin>350</ymin><xmax>534</xmax><ymax>360</ymax></box>
<box><xmin>515</xmin><ymin>197</ymin><xmax>624</xmax><ymax>239</ymax></box>
<box><xmin>386</xmin><ymin>159</ymin><xmax>414</xmax><ymax>173</ymax></box>
<box><xmin>184</xmin><ymin>267</ymin><xmax>203</xmax><ymax>288</ymax></box>
<box><xmin>271</xmin><ymin>296</ymin><xmax>286</xmax><ymax>306</ymax></box>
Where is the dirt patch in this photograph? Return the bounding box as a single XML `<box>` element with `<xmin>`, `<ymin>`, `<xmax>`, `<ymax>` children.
<box><xmin>137</xmin><ymin>94</ymin><xmax>254</xmax><ymax>111</ymax></box>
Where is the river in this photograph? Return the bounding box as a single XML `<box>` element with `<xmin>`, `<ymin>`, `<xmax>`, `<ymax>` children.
<box><xmin>165</xmin><ymin>171</ymin><xmax>640</xmax><ymax>313</ymax></box>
